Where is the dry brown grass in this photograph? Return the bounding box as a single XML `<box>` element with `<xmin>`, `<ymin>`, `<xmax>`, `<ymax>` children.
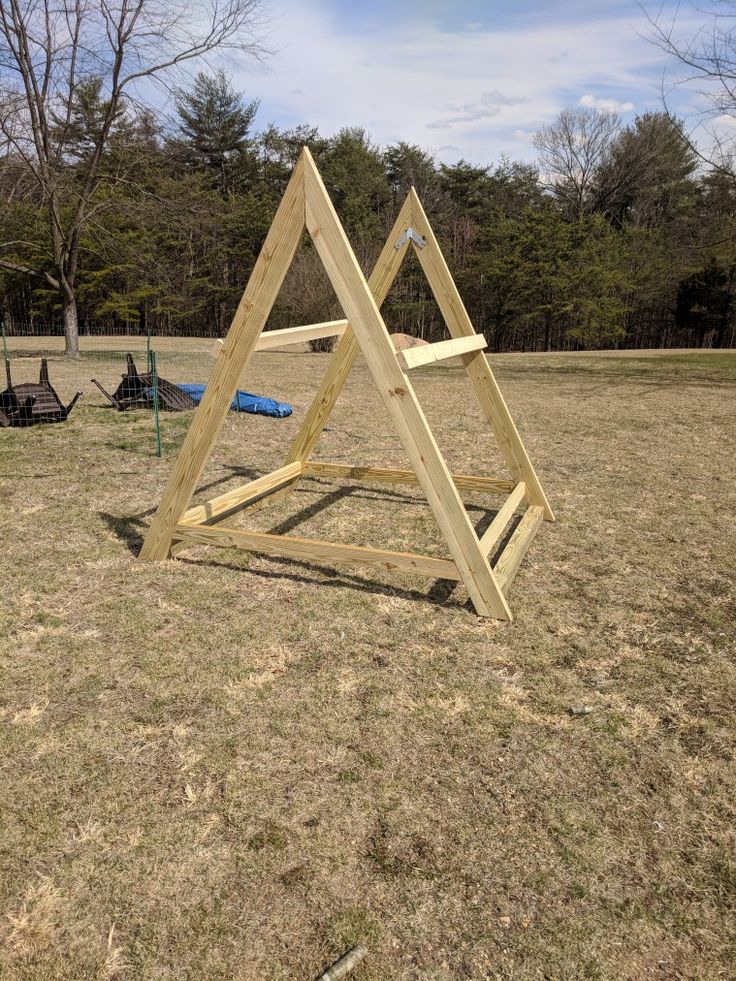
<box><xmin>1</xmin><ymin>340</ymin><xmax>735</xmax><ymax>979</ymax></box>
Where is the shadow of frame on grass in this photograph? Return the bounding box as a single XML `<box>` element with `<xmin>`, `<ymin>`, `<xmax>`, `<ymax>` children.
<box><xmin>177</xmin><ymin>552</ymin><xmax>468</xmax><ymax>614</ymax></box>
<box><xmin>101</xmin><ymin>472</ymin><xmax>511</xmax><ymax>614</ymax></box>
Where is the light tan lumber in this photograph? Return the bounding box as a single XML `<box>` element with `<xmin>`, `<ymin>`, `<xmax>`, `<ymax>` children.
<box><xmin>142</xmin><ymin>149</ymin><xmax>546</xmax><ymax>619</ymax></box>
<box><xmin>180</xmin><ymin>463</ymin><xmax>303</xmax><ymax>525</ymax></box>
<box><xmin>408</xmin><ymin>189</ymin><xmax>554</xmax><ymax>522</ymax></box>
<box><xmin>140</xmin><ymin>152</ymin><xmax>307</xmax><ymax>560</ymax></box>
<box><xmin>170</xmin><ymin>480</ymin><xmax>297</xmax><ymax>557</ymax></box>
<box><xmin>303</xmin><ymin>150</ymin><xmax>511</xmax><ymax>619</ymax></box>
<box><xmin>172</xmin><ymin>523</ymin><xmax>462</xmax><ymax>580</ymax></box>
<box><xmin>397</xmin><ymin>333</ymin><xmax>487</xmax><ymax>371</ymax></box>
<box><xmin>284</xmin><ymin>192</ymin><xmax>416</xmax><ymax>467</ymax></box>
<box><xmin>493</xmin><ymin>505</ymin><xmax>544</xmax><ymax>593</ymax></box>
<box><xmin>478</xmin><ymin>482</ymin><xmax>527</xmax><ymax>554</ymax></box>
<box><xmin>302</xmin><ymin>462</ymin><xmax>515</xmax><ymax>494</ymax></box>
<box><xmin>255</xmin><ymin>320</ymin><xmax>347</xmax><ymax>351</ymax></box>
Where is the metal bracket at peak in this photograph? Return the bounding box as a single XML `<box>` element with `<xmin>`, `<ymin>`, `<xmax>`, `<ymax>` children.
<box><xmin>395</xmin><ymin>227</ymin><xmax>427</xmax><ymax>251</ymax></box>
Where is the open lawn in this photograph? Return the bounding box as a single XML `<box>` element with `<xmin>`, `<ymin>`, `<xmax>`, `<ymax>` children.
<box><xmin>1</xmin><ymin>341</ymin><xmax>735</xmax><ymax>979</ymax></box>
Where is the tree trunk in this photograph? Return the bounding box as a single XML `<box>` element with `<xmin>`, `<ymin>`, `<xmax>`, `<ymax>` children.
<box><xmin>63</xmin><ymin>290</ymin><xmax>80</xmax><ymax>358</ymax></box>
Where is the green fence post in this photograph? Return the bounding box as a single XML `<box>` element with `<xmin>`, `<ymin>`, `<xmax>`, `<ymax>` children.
<box><xmin>149</xmin><ymin>350</ymin><xmax>162</xmax><ymax>457</ymax></box>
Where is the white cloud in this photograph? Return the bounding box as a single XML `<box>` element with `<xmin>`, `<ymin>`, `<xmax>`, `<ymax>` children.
<box><xmin>427</xmin><ymin>90</ymin><xmax>527</xmax><ymax>129</ymax></box>
<box><xmin>229</xmin><ymin>1</ymin><xmax>703</xmax><ymax>164</ymax></box>
<box><xmin>579</xmin><ymin>93</ymin><xmax>634</xmax><ymax>112</ymax></box>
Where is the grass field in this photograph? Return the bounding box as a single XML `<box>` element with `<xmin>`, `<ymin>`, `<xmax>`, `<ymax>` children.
<box><xmin>1</xmin><ymin>339</ymin><xmax>735</xmax><ymax>979</ymax></box>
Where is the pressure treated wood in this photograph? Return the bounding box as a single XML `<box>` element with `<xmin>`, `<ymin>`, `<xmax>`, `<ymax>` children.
<box><xmin>255</xmin><ymin>320</ymin><xmax>347</xmax><ymax>351</ymax></box>
<box><xmin>494</xmin><ymin>505</ymin><xmax>544</xmax><ymax>593</ymax></box>
<box><xmin>170</xmin><ymin>480</ymin><xmax>297</xmax><ymax>557</ymax></box>
<box><xmin>140</xmin><ymin>153</ymin><xmax>306</xmax><ymax>560</ymax></box>
<box><xmin>304</xmin><ymin>152</ymin><xmax>511</xmax><ymax>619</ymax></box>
<box><xmin>180</xmin><ymin>463</ymin><xmax>303</xmax><ymax>525</ymax></box>
<box><xmin>284</xmin><ymin>193</ymin><xmax>416</xmax><ymax>468</ymax></box>
<box><xmin>172</xmin><ymin>523</ymin><xmax>462</xmax><ymax>580</ymax></box>
<box><xmin>479</xmin><ymin>482</ymin><xmax>527</xmax><ymax>555</ymax></box>
<box><xmin>303</xmin><ymin>462</ymin><xmax>514</xmax><ymax>494</ymax></box>
<box><xmin>141</xmin><ymin>148</ymin><xmax>550</xmax><ymax>619</ymax></box>
<box><xmin>397</xmin><ymin>333</ymin><xmax>487</xmax><ymax>371</ymax></box>
<box><xmin>409</xmin><ymin>190</ymin><xmax>554</xmax><ymax>522</ymax></box>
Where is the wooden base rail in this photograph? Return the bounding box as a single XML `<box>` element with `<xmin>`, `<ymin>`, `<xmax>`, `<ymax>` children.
<box><xmin>173</xmin><ymin>466</ymin><xmax>542</xmax><ymax>599</ymax></box>
<box><xmin>302</xmin><ymin>462</ymin><xmax>515</xmax><ymax>495</ymax></box>
<box><xmin>180</xmin><ymin>463</ymin><xmax>515</xmax><ymax>533</ymax></box>
<box><xmin>479</xmin><ymin>482</ymin><xmax>526</xmax><ymax>554</ymax></box>
<box><xmin>493</xmin><ymin>506</ymin><xmax>544</xmax><ymax>592</ymax></box>
<box><xmin>181</xmin><ymin>463</ymin><xmax>303</xmax><ymax>525</ymax></box>
<box><xmin>397</xmin><ymin>333</ymin><xmax>487</xmax><ymax>371</ymax></box>
<box><xmin>172</xmin><ymin>523</ymin><xmax>462</xmax><ymax>580</ymax></box>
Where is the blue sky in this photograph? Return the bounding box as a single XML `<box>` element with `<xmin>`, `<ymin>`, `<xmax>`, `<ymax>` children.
<box><xmin>226</xmin><ymin>0</ymin><xmax>726</xmax><ymax>165</ymax></box>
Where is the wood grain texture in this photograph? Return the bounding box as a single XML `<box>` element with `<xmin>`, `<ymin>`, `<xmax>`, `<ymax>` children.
<box><xmin>255</xmin><ymin>320</ymin><xmax>347</xmax><ymax>351</ymax></box>
<box><xmin>172</xmin><ymin>523</ymin><xmax>462</xmax><ymax>580</ymax></box>
<box><xmin>494</xmin><ymin>505</ymin><xmax>544</xmax><ymax>593</ymax></box>
<box><xmin>479</xmin><ymin>482</ymin><xmax>527</xmax><ymax>555</ymax></box>
<box><xmin>170</xmin><ymin>481</ymin><xmax>297</xmax><ymax>558</ymax></box>
<box><xmin>180</xmin><ymin>463</ymin><xmax>303</xmax><ymax>525</ymax></box>
<box><xmin>142</xmin><ymin>149</ymin><xmax>545</xmax><ymax>619</ymax></box>
<box><xmin>397</xmin><ymin>332</ymin><xmax>487</xmax><ymax>371</ymax></box>
<box><xmin>302</xmin><ymin>462</ymin><xmax>514</xmax><ymax>494</ymax></box>
<box><xmin>140</xmin><ymin>154</ymin><xmax>307</xmax><ymax>560</ymax></box>
<box><xmin>303</xmin><ymin>150</ymin><xmax>511</xmax><ymax>619</ymax></box>
<box><xmin>408</xmin><ymin>189</ymin><xmax>554</xmax><ymax>522</ymax></box>
<box><xmin>284</xmin><ymin>192</ymin><xmax>416</xmax><ymax>467</ymax></box>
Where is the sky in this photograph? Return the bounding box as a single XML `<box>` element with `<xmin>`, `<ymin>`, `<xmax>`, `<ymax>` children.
<box><xmin>222</xmin><ymin>0</ymin><xmax>723</xmax><ymax>166</ymax></box>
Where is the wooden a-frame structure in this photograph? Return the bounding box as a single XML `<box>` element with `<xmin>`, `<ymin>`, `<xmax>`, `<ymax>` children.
<box><xmin>140</xmin><ymin>148</ymin><xmax>553</xmax><ymax>619</ymax></box>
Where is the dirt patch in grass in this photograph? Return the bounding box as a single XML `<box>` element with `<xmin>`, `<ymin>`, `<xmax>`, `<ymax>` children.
<box><xmin>1</xmin><ymin>341</ymin><xmax>735</xmax><ymax>978</ymax></box>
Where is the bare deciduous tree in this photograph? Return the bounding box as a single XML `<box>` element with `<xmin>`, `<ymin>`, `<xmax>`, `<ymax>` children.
<box><xmin>534</xmin><ymin>106</ymin><xmax>620</xmax><ymax>218</ymax></box>
<box><xmin>647</xmin><ymin>1</ymin><xmax>736</xmax><ymax>176</ymax></box>
<box><xmin>0</xmin><ymin>0</ymin><xmax>266</xmax><ymax>356</ymax></box>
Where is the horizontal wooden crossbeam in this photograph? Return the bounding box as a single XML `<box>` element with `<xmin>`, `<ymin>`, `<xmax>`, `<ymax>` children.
<box><xmin>172</xmin><ymin>522</ymin><xmax>462</xmax><ymax>580</ymax></box>
<box><xmin>479</xmin><ymin>482</ymin><xmax>527</xmax><ymax>555</ymax></box>
<box><xmin>181</xmin><ymin>463</ymin><xmax>303</xmax><ymax>525</ymax></box>
<box><xmin>255</xmin><ymin>319</ymin><xmax>348</xmax><ymax>351</ymax></box>
<box><xmin>494</xmin><ymin>505</ymin><xmax>544</xmax><ymax>593</ymax></box>
<box><xmin>397</xmin><ymin>333</ymin><xmax>486</xmax><ymax>371</ymax></box>
<box><xmin>302</xmin><ymin>461</ymin><xmax>514</xmax><ymax>494</ymax></box>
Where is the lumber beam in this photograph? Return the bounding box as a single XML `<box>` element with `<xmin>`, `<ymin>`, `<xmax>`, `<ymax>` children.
<box><xmin>479</xmin><ymin>482</ymin><xmax>527</xmax><ymax>555</ymax></box>
<box><xmin>284</xmin><ymin>193</ymin><xmax>417</xmax><ymax>468</ymax></box>
<box><xmin>397</xmin><ymin>333</ymin><xmax>486</xmax><ymax>371</ymax></box>
<box><xmin>303</xmin><ymin>151</ymin><xmax>511</xmax><ymax>619</ymax></box>
<box><xmin>408</xmin><ymin>189</ymin><xmax>554</xmax><ymax>522</ymax></box>
<box><xmin>172</xmin><ymin>523</ymin><xmax>462</xmax><ymax>580</ymax></box>
<box><xmin>180</xmin><ymin>462</ymin><xmax>303</xmax><ymax>525</ymax></box>
<box><xmin>140</xmin><ymin>152</ymin><xmax>307</xmax><ymax>561</ymax></box>
<box><xmin>493</xmin><ymin>505</ymin><xmax>544</xmax><ymax>593</ymax></box>
<box><xmin>302</xmin><ymin>461</ymin><xmax>515</xmax><ymax>495</ymax></box>
<box><xmin>171</xmin><ymin>479</ymin><xmax>297</xmax><ymax>558</ymax></box>
<box><xmin>255</xmin><ymin>319</ymin><xmax>348</xmax><ymax>351</ymax></box>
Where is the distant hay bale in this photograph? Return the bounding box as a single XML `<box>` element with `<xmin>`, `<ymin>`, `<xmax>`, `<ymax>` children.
<box><xmin>390</xmin><ymin>332</ymin><xmax>430</xmax><ymax>351</ymax></box>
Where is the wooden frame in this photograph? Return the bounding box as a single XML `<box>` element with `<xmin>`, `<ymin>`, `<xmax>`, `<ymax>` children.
<box><xmin>140</xmin><ymin>148</ymin><xmax>553</xmax><ymax>620</ymax></box>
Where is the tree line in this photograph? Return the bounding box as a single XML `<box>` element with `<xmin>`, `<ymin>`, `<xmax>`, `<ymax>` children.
<box><xmin>2</xmin><ymin>6</ymin><xmax>735</xmax><ymax>353</ymax></box>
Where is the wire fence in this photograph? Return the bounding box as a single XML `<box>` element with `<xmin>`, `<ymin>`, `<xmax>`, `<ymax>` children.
<box><xmin>1</xmin><ymin>321</ymin><xmax>224</xmax><ymax>339</ymax></box>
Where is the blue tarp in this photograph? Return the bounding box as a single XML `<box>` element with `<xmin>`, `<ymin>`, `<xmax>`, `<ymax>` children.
<box><xmin>176</xmin><ymin>383</ymin><xmax>292</xmax><ymax>418</ymax></box>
